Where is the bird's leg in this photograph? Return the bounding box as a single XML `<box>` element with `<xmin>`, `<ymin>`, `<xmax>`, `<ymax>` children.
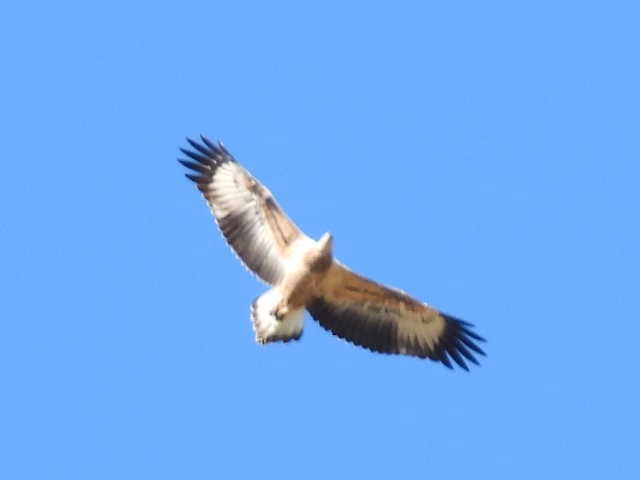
<box><xmin>270</xmin><ymin>303</ymin><xmax>290</xmax><ymax>321</ymax></box>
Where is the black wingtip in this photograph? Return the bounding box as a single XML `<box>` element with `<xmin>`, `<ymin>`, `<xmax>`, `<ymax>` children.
<box><xmin>178</xmin><ymin>135</ymin><xmax>237</xmax><ymax>189</ymax></box>
<box><xmin>178</xmin><ymin>135</ymin><xmax>236</xmax><ymax>165</ymax></box>
<box><xmin>463</xmin><ymin>328</ymin><xmax>486</xmax><ymax>343</ymax></box>
<box><xmin>455</xmin><ymin>340</ymin><xmax>480</xmax><ymax>365</ymax></box>
<box><xmin>186</xmin><ymin>137</ymin><xmax>211</xmax><ymax>155</ymax></box>
<box><xmin>217</xmin><ymin>139</ymin><xmax>231</xmax><ymax>155</ymax></box>
<box><xmin>178</xmin><ymin>159</ymin><xmax>210</xmax><ymax>174</ymax></box>
<box><xmin>436</xmin><ymin>312</ymin><xmax>487</xmax><ymax>370</ymax></box>
<box><xmin>440</xmin><ymin>353</ymin><xmax>453</xmax><ymax>369</ymax></box>
<box><xmin>446</xmin><ymin>346</ymin><xmax>469</xmax><ymax>371</ymax></box>
<box><xmin>180</xmin><ymin>147</ymin><xmax>210</xmax><ymax>164</ymax></box>
<box><xmin>184</xmin><ymin>173</ymin><xmax>202</xmax><ymax>183</ymax></box>
<box><xmin>460</xmin><ymin>336</ymin><xmax>486</xmax><ymax>356</ymax></box>
<box><xmin>200</xmin><ymin>134</ymin><xmax>218</xmax><ymax>151</ymax></box>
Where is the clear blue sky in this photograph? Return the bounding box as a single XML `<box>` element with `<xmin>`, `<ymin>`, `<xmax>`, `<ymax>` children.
<box><xmin>1</xmin><ymin>1</ymin><xmax>638</xmax><ymax>478</ymax></box>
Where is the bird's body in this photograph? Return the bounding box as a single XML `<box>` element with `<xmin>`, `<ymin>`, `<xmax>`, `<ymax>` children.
<box><xmin>179</xmin><ymin>136</ymin><xmax>486</xmax><ymax>370</ymax></box>
<box><xmin>252</xmin><ymin>233</ymin><xmax>332</xmax><ymax>343</ymax></box>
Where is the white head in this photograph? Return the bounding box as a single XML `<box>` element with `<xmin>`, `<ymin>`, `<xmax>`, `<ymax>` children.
<box><xmin>318</xmin><ymin>232</ymin><xmax>333</xmax><ymax>254</ymax></box>
<box><xmin>307</xmin><ymin>232</ymin><xmax>333</xmax><ymax>272</ymax></box>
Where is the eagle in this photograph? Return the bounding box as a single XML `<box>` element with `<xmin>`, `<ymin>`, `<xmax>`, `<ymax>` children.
<box><xmin>179</xmin><ymin>136</ymin><xmax>485</xmax><ymax>370</ymax></box>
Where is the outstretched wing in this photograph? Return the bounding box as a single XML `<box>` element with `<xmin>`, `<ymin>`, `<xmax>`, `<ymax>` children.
<box><xmin>179</xmin><ymin>136</ymin><xmax>312</xmax><ymax>285</ymax></box>
<box><xmin>308</xmin><ymin>262</ymin><xmax>485</xmax><ymax>369</ymax></box>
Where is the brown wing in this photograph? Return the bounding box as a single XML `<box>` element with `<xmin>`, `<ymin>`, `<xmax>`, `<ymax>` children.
<box><xmin>308</xmin><ymin>262</ymin><xmax>485</xmax><ymax>369</ymax></box>
<box><xmin>179</xmin><ymin>136</ymin><xmax>312</xmax><ymax>285</ymax></box>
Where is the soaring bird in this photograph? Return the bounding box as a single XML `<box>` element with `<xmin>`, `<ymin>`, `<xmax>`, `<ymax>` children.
<box><xmin>179</xmin><ymin>136</ymin><xmax>485</xmax><ymax>370</ymax></box>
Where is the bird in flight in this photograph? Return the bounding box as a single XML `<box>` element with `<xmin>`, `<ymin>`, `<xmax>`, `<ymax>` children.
<box><xmin>179</xmin><ymin>136</ymin><xmax>485</xmax><ymax>370</ymax></box>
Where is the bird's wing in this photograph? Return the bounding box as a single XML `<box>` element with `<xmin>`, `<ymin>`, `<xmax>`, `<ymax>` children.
<box><xmin>179</xmin><ymin>136</ymin><xmax>312</xmax><ymax>285</ymax></box>
<box><xmin>308</xmin><ymin>262</ymin><xmax>486</xmax><ymax>369</ymax></box>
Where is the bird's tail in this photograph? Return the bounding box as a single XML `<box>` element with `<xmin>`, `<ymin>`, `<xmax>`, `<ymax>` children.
<box><xmin>250</xmin><ymin>288</ymin><xmax>304</xmax><ymax>344</ymax></box>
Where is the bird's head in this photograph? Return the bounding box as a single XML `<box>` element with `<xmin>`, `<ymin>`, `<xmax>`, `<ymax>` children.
<box><xmin>318</xmin><ymin>232</ymin><xmax>333</xmax><ymax>254</ymax></box>
<box><xmin>307</xmin><ymin>232</ymin><xmax>333</xmax><ymax>272</ymax></box>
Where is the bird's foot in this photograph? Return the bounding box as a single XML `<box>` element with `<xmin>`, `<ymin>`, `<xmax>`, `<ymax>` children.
<box><xmin>270</xmin><ymin>304</ymin><xmax>289</xmax><ymax>321</ymax></box>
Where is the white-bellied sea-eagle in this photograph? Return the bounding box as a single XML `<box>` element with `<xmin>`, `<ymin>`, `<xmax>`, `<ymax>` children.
<box><xmin>179</xmin><ymin>136</ymin><xmax>485</xmax><ymax>370</ymax></box>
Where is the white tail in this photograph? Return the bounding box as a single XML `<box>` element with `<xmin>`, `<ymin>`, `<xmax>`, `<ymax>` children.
<box><xmin>250</xmin><ymin>288</ymin><xmax>304</xmax><ymax>344</ymax></box>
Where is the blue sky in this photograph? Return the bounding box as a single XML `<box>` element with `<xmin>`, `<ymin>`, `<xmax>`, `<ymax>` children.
<box><xmin>1</xmin><ymin>1</ymin><xmax>639</xmax><ymax>478</ymax></box>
